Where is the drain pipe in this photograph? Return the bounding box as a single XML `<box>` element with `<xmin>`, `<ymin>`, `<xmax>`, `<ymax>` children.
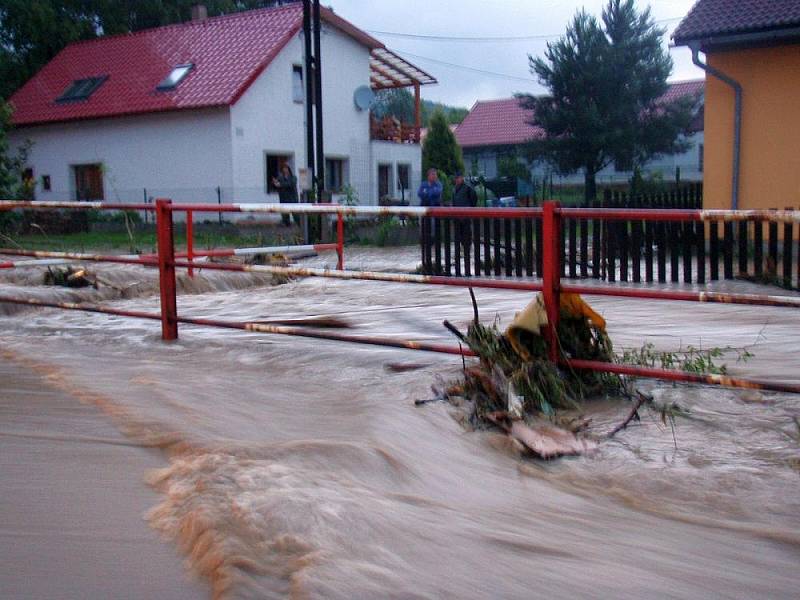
<box><xmin>690</xmin><ymin>43</ymin><xmax>742</xmax><ymax>209</ymax></box>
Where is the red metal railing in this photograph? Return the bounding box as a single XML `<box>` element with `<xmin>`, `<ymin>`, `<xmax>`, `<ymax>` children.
<box><xmin>2</xmin><ymin>198</ymin><xmax>800</xmax><ymax>395</ymax></box>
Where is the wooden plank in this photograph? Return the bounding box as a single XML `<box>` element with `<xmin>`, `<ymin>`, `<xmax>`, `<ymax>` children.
<box><xmin>420</xmin><ymin>217</ymin><xmax>430</xmax><ymax>273</ymax></box>
<box><xmin>514</xmin><ymin>219</ymin><xmax>523</xmax><ymax>276</ymax></box>
<box><xmin>696</xmin><ymin>220</ymin><xmax>706</xmax><ymax>284</ymax></box>
<box><xmin>535</xmin><ymin>218</ymin><xmax>543</xmax><ymax>277</ymax></box>
<box><xmin>483</xmin><ymin>218</ymin><xmax>491</xmax><ymax>276</ymax></box>
<box><xmin>568</xmin><ymin>217</ymin><xmax>577</xmax><ymax>278</ymax></box>
<box><xmin>768</xmin><ymin>217</ymin><xmax>779</xmax><ymax>278</ymax></box>
<box><xmin>434</xmin><ymin>218</ymin><xmax>442</xmax><ymax>275</ymax></box>
<box><xmin>783</xmin><ymin>214</ymin><xmax>793</xmax><ymax>288</ymax></box>
<box><xmin>443</xmin><ymin>218</ymin><xmax>452</xmax><ymax>275</ymax></box>
<box><xmin>580</xmin><ymin>217</ymin><xmax>589</xmax><ymax>278</ymax></box>
<box><xmin>454</xmin><ymin>218</ymin><xmax>462</xmax><ymax>277</ymax></box>
<box><xmin>723</xmin><ymin>221</ymin><xmax>734</xmax><ymax>279</ymax></box>
<box><xmin>493</xmin><ymin>219</ymin><xmax>502</xmax><ymax>276</ymax></box>
<box><xmin>631</xmin><ymin>196</ymin><xmax>642</xmax><ymax>283</ymax></box>
<box><xmin>504</xmin><ymin>218</ymin><xmax>513</xmax><ymax>276</ymax></box>
<box><xmin>683</xmin><ymin>201</ymin><xmax>693</xmax><ymax>284</ymax></box>
<box><xmin>753</xmin><ymin>219</ymin><xmax>763</xmax><ymax>277</ymax></box>
<box><xmin>709</xmin><ymin>221</ymin><xmax>720</xmax><ymax>281</ymax></box>
<box><xmin>473</xmin><ymin>218</ymin><xmax>481</xmax><ymax>276</ymax></box>
<box><xmin>644</xmin><ymin>196</ymin><xmax>654</xmax><ymax>282</ymax></box>
<box><xmin>592</xmin><ymin>202</ymin><xmax>601</xmax><ymax>279</ymax></box>
<box><xmin>738</xmin><ymin>220</ymin><xmax>748</xmax><ymax>276</ymax></box>
<box><xmin>668</xmin><ymin>190</ymin><xmax>679</xmax><ymax>282</ymax></box>
<box><xmin>525</xmin><ymin>218</ymin><xmax>534</xmax><ymax>276</ymax></box>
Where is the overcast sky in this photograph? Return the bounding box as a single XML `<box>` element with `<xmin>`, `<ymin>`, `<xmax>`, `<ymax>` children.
<box><xmin>327</xmin><ymin>0</ymin><xmax>702</xmax><ymax>108</ymax></box>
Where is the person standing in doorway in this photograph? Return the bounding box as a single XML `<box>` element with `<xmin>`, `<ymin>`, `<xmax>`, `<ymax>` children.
<box><xmin>272</xmin><ymin>164</ymin><xmax>298</xmax><ymax>226</ymax></box>
<box><xmin>452</xmin><ymin>171</ymin><xmax>477</xmax><ymax>273</ymax></box>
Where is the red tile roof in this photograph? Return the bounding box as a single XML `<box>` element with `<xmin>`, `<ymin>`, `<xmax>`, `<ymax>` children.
<box><xmin>674</xmin><ymin>0</ymin><xmax>800</xmax><ymax>44</ymax></box>
<box><xmin>454</xmin><ymin>80</ymin><xmax>705</xmax><ymax>149</ymax></box>
<box><xmin>454</xmin><ymin>98</ymin><xmax>543</xmax><ymax>149</ymax></box>
<box><xmin>10</xmin><ymin>4</ymin><xmax>383</xmax><ymax>127</ymax></box>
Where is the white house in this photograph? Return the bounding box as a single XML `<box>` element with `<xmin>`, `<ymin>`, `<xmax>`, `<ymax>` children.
<box><xmin>454</xmin><ymin>80</ymin><xmax>705</xmax><ymax>192</ymax></box>
<box><xmin>8</xmin><ymin>3</ymin><xmax>435</xmax><ymax>212</ymax></box>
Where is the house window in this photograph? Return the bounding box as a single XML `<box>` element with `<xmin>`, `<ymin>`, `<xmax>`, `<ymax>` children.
<box><xmin>325</xmin><ymin>158</ymin><xmax>348</xmax><ymax>193</ymax></box>
<box><xmin>397</xmin><ymin>164</ymin><xmax>410</xmax><ymax>192</ymax></box>
<box><xmin>157</xmin><ymin>64</ymin><xmax>193</xmax><ymax>91</ymax></box>
<box><xmin>292</xmin><ymin>65</ymin><xmax>304</xmax><ymax>103</ymax></box>
<box><xmin>265</xmin><ymin>154</ymin><xmax>293</xmax><ymax>193</ymax></box>
<box><xmin>378</xmin><ymin>164</ymin><xmax>392</xmax><ymax>200</ymax></box>
<box><xmin>699</xmin><ymin>143</ymin><xmax>704</xmax><ymax>172</ymax></box>
<box><xmin>57</xmin><ymin>76</ymin><xmax>107</xmax><ymax>103</ymax></box>
<box><xmin>42</xmin><ymin>175</ymin><xmax>51</xmax><ymax>191</ymax></box>
<box><xmin>73</xmin><ymin>164</ymin><xmax>104</xmax><ymax>201</ymax></box>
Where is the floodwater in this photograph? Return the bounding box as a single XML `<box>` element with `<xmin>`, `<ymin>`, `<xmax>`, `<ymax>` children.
<box><xmin>1</xmin><ymin>247</ymin><xmax>799</xmax><ymax>599</ymax></box>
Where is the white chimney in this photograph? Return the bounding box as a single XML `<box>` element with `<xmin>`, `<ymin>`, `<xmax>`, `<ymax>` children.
<box><xmin>191</xmin><ymin>4</ymin><xmax>208</xmax><ymax>22</ymax></box>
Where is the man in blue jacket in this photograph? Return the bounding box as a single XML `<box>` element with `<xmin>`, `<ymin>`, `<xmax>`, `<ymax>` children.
<box><xmin>417</xmin><ymin>168</ymin><xmax>443</xmax><ymax>206</ymax></box>
<box><xmin>418</xmin><ymin>168</ymin><xmax>443</xmax><ymax>273</ymax></box>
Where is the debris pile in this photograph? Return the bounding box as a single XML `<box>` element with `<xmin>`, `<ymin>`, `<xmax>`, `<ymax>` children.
<box><xmin>43</xmin><ymin>266</ymin><xmax>97</xmax><ymax>289</ymax></box>
<box><xmin>438</xmin><ymin>292</ymin><xmax>628</xmax><ymax>459</ymax></box>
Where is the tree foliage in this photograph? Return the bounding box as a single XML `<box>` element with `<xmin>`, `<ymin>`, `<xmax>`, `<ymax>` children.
<box><xmin>518</xmin><ymin>0</ymin><xmax>695</xmax><ymax>201</ymax></box>
<box><xmin>373</xmin><ymin>87</ymin><xmax>468</xmax><ymax>127</ymax></box>
<box><xmin>0</xmin><ymin>0</ymin><xmax>292</xmax><ymax>99</ymax></box>
<box><xmin>0</xmin><ymin>101</ymin><xmax>31</xmax><ymax>200</ymax></box>
<box><xmin>422</xmin><ymin>109</ymin><xmax>464</xmax><ymax>176</ymax></box>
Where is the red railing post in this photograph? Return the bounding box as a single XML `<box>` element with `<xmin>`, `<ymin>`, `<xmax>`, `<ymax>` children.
<box><xmin>336</xmin><ymin>212</ymin><xmax>345</xmax><ymax>270</ymax></box>
<box><xmin>186</xmin><ymin>209</ymin><xmax>194</xmax><ymax>278</ymax></box>
<box><xmin>156</xmin><ymin>198</ymin><xmax>178</xmax><ymax>341</ymax></box>
<box><xmin>542</xmin><ymin>201</ymin><xmax>561</xmax><ymax>362</ymax></box>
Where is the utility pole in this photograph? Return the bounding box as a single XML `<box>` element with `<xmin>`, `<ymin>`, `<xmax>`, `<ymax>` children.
<box><xmin>302</xmin><ymin>0</ymin><xmax>315</xmax><ymax>196</ymax></box>
<box><xmin>312</xmin><ymin>0</ymin><xmax>325</xmax><ymax>196</ymax></box>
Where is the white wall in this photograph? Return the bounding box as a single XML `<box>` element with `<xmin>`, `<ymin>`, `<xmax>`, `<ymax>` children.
<box><xmin>230</xmin><ymin>24</ymin><xmax>376</xmax><ymax>204</ymax></box>
<box><xmin>10</xmin><ymin>108</ymin><xmax>232</xmax><ymax>205</ymax></box>
<box><xmin>370</xmin><ymin>141</ymin><xmax>421</xmax><ymax>204</ymax></box>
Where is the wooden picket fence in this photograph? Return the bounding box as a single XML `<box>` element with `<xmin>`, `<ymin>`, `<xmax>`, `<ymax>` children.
<box><xmin>419</xmin><ymin>184</ymin><xmax>800</xmax><ymax>290</ymax></box>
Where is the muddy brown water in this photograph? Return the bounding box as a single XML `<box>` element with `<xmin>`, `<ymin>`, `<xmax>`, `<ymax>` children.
<box><xmin>1</xmin><ymin>248</ymin><xmax>799</xmax><ymax>598</ymax></box>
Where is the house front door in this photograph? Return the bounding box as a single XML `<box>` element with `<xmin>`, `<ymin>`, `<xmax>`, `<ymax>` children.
<box><xmin>74</xmin><ymin>164</ymin><xmax>104</xmax><ymax>201</ymax></box>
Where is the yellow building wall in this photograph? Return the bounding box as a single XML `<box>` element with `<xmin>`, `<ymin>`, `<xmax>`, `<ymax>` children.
<box><xmin>704</xmin><ymin>44</ymin><xmax>800</xmax><ymax>210</ymax></box>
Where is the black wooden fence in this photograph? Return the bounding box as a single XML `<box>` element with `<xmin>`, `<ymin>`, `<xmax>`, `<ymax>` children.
<box><xmin>420</xmin><ymin>184</ymin><xmax>799</xmax><ymax>290</ymax></box>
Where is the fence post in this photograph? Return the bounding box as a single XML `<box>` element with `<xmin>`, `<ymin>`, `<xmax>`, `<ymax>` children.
<box><xmin>336</xmin><ymin>212</ymin><xmax>344</xmax><ymax>270</ymax></box>
<box><xmin>542</xmin><ymin>201</ymin><xmax>561</xmax><ymax>363</ymax></box>
<box><xmin>186</xmin><ymin>209</ymin><xmax>194</xmax><ymax>278</ymax></box>
<box><xmin>156</xmin><ymin>198</ymin><xmax>178</xmax><ymax>341</ymax></box>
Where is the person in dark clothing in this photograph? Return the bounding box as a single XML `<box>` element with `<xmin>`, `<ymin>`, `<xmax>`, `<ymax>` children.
<box><xmin>453</xmin><ymin>172</ymin><xmax>477</xmax><ymax>273</ymax></box>
<box><xmin>453</xmin><ymin>172</ymin><xmax>478</xmax><ymax>208</ymax></box>
<box><xmin>272</xmin><ymin>164</ymin><xmax>298</xmax><ymax>226</ymax></box>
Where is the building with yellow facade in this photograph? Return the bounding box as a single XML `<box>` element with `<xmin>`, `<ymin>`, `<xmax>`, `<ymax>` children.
<box><xmin>674</xmin><ymin>0</ymin><xmax>800</xmax><ymax>210</ymax></box>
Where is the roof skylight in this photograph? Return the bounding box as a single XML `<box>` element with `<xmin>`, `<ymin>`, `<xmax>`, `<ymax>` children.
<box><xmin>56</xmin><ymin>76</ymin><xmax>108</xmax><ymax>103</ymax></box>
<box><xmin>156</xmin><ymin>64</ymin><xmax>193</xmax><ymax>91</ymax></box>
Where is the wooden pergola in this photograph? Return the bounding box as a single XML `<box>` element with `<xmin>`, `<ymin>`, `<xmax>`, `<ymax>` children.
<box><xmin>369</xmin><ymin>48</ymin><xmax>437</xmax><ymax>142</ymax></box>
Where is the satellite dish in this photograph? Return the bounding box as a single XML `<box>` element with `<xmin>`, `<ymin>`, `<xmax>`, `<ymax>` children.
<box><xmin>353</xmin><ymin>85</ymin><xmax>375</xmax><ymax>111</ymax></box>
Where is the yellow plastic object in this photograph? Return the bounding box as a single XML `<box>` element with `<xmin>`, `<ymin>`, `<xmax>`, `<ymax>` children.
<box><xmin>560</xmin><ymin>293</ymin><xmax>606</xmax><ymax>331</ymax></box>
<box><xmin>505</xmin><ymin>294</ymin><xmax>549</xmax><ymax>360</ymax></box>
<box><xmin>505</xmin><ymin>292</ymin><xmax>606</xmax><ymax>359</ymax></box>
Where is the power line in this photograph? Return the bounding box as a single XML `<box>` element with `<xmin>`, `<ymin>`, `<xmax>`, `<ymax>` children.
<box><xmin>367</xmin><ymin>16</ymin><xmax>683</xmax><ymax>43</ymax></box>
<box><xmin>392</xmin><ymin>50</ymin><xmax>534</xmax><ymax>83</ymax></box>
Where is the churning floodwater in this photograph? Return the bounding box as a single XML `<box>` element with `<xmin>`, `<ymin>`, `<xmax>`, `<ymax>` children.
<box><xmin>1</xmin><ymin>248</ymin><xmax>799</xmax><ymax>598</ymax></box>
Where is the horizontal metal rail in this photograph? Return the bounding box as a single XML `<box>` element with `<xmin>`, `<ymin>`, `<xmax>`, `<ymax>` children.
<box><xmin>4</xmin><ymin>200</ymin><xmax>799</xmax><ymax>222</ymax></box>
<box><xmin>0</xmin><ymin>248</ymin><xmax>156</xmax><ymax>267</ymax></box>
<box><xmin>178</xmin><ymin>243</ymin><xmax>337</xmax><ymax>259</ymax></box>
<box><xmin>0</xmin><ymin>258</ymin><xmax>75</xmax><ymax>269</ymax></box>
<box><xmin>562</xmin><ymin>283</ymin><xmax>800</xmax><ymax>309</ymax></box>
<box><xmin>0</xmin><ymin>295</ymin><xmax>470</xmax><ymax>356</ymax></box>
<box><xmin>565</xmin><ymin>358</ymin><xmax>800</xmax><ymax>395</ymax></box>
<box><xmin>172</xmin><ymin>259</ymin><xmax>544</xmax><ymax>292</ymax></box>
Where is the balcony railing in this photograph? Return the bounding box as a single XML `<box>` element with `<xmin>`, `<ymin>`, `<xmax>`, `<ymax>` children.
<box><xmin>370</xmin><ymin>114</ymin><xmax>419</xmax><ymax>144</ymax></box>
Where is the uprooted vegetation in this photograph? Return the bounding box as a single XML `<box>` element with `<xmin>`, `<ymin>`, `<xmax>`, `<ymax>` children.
<box><xmin>428</xmin><ymin>290</ymin><xmax>753</xmax><ymax>459</ymax></box>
